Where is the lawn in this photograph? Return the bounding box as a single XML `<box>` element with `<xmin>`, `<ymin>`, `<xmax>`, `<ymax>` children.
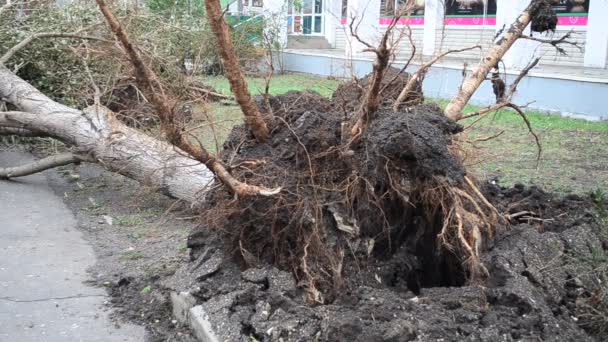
<box><xmin>196</xmin><ymin>73</ymin><xmax>608</xmax><ymax>195</ymax></box>
<box><xmin>204</xmin><ymin>73</ymin><xmax>341</xmax><ymax>98</ymax></box>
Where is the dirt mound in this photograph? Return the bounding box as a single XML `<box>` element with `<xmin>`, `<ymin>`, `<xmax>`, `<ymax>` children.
<box><xmin>184</xmin><ymin>81</ymin><xmax>605</xmax><ymax>340</ymax></box>
<box><xmin>332</xmin><ymin>67</ymin><xmax>423</xmax><ymax>113</ymax></box>
<box><xmin>183</xmin><ymin>184</ymin><xmax>606</xmax><ymax>341</ymax></box>
<box><xmin>199</xmin><ymin>89</ymin><xmax>472</xmax><ymax>306</ymax></box>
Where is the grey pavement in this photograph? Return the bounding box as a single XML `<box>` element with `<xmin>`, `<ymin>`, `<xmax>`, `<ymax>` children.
<box><xmin>0</xmin><ymin>151</ymin><xmax>146</xmax><ymax>342</ymax></box>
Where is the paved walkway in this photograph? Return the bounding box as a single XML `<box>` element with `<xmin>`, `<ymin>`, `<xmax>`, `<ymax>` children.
<box><xmin>0</xmin><ymin>151</ymin><xmax>145</xmax><ymax>342</ymax></box>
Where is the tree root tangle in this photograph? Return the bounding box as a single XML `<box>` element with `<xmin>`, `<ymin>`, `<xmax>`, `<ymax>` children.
<box><xmin>193</xmin><ymin>80</ymin><xmax>502</xmax><ymax>303</ymax></box>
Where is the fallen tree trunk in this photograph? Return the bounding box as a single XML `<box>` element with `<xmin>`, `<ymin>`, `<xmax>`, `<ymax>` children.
<box><xmin>0</xmin><ymin>65</ymin><xmax>214</xmax><ymax>203</ymax></box>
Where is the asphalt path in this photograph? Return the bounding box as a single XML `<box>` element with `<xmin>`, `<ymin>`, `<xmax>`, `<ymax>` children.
<box><xmin>0</xmin><ymin>150</ymin><xmax>145</xmax><ymax>342</ymax></box>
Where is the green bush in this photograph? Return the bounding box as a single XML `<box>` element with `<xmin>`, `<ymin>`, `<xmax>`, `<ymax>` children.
<box><xmin>0</xmin><ymin>1</ymin><xmax>265</xmax><ymax>108</ymax></box>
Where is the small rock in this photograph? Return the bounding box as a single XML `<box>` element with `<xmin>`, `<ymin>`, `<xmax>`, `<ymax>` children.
<box><xmin>242</xmin><ymin>268</ymin><xmax>268</xmax><ymax>284</ymax></box>
<box><xmin>383</xmin><ymin>319</ymin><xmax>416</xmax><ymax>342</ymax></box>
<box><xmin>102</xmin><ymin>215</ymin><xmax>113</xmax><ymax>225</ymax></box>
<box><xmin>193</xmin><ymin>250</ymin><xmax>223</xmax><ymax>281</ymax></box>
<box><xmin>66</xmin><ymin>173</ymin><xmax>80</xmax><ymax>182</ymax></box>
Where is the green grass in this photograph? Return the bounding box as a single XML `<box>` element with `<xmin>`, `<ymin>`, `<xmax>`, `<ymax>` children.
<box><xmin>453</xmin><ymin>104</ymin><xmax>608</xmax><ymax>194</ymax></box>
<box><xmin>203</xmin><ymin>73</ymin><xmax>341</xmax><ymax>98</ymax></box>
<box><xmin>122</xmin><ymin>250</ymin><xmax>145</xmax><ymax>260</ymax></box>
<box><xmin>196</xmin><ymin>74</ymin><xmax>608</xmax><ymax>194</ymax></box>
<box><xmin>116</xmin><ymin>214</ymin><xmax>144</xmax><ymax>226</ymax></box>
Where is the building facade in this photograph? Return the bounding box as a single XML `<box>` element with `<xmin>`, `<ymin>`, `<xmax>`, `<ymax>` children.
<box><xmin>229</xmin><ymin>0</ymin><xmax>607</xmax><ymax>120</ymax></box>
<box><xmin>230</xmin><ymin>0</ymin><xmax>607</xmax><ymax>69</ymax></box>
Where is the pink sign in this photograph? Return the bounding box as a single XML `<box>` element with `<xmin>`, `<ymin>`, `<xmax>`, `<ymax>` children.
<box><xmin>378</xmin><ymin>17</ymin><xmax>425</xmax><ymax>25</ymax></box>
<box><xmin>444</xmin><ymin>17</ymin><xmax>496</xmax><ymax>26</ymax></box>
<box><xmin>557</xmin><ymin>16</ymin><xmax>588</xmax><ymax>26</ymax></box>
<box><xmin>341</xmin><ymin>18</ymin><xmax>347</xmax><ymax>25</ymax></box>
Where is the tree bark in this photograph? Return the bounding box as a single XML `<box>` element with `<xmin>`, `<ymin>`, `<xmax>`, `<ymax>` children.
<box><xmin>204</xmin><ymin>0</ymin><xmax>270</xmax><ymax>142</ymax></box>
<box><xmin>0</xmin><ymin>65</ymin><xmax>215</xmax><ymax>204</ymax></box>
<box><xmin>443</xmin><ymin>1</ymin><xmax>544</xmax><ymax>121</ymax></box>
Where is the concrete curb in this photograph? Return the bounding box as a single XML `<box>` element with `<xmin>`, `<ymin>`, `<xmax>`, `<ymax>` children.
<box><xmin>170</xmin><ymin>291</ymin><xmax>219</xmax><ymax>342</ymax></box>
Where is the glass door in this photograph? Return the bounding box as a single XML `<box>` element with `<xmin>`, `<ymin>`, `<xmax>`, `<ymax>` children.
<box><xmin>287</xmin><ymin>0</ymin><xmax>324</xmax><ymax>35</ymax></box>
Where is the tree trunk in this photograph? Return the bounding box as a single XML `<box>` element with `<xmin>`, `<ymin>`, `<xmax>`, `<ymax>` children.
<box><xmin>444</xmin><ymin>1</ymin><xmax>544</xmax><ymax>121</ymax></box>
<box><xmin>204</xmin><ymin>0</ymin><xmax>270</xmax><ymax>142</ymax></box>
<box><xmin>0</xmin><ymin>66</ymin><xmax>214</xmax><ymax>204</ymax></box>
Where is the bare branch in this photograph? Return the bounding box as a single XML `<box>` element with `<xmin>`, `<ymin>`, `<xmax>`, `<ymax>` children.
<box><xmin>459</xmin><ymin>102</ymin><xmax>510</xmax><ymax>121</ymax></box>
<box><xmin>393</xmin><ymin>45</ymin><xmax>481</xmax><ymax>111</ymax></box>
<box><xmin>0</xmin><ymin>126</ymin><xmax>42</xmax><ymax>137</ymax></box>
<box><xmin>506</xmin><ymin>103</ymin><xmax>542</xmax><ymax>163</ymax></box>
<box><xmin>188</xmin><ymin>86</ymin><xmax>234</xmax><ymax>101</ymax></box>
<box><xmin>0</xmin><ymin>152</ymin><xmax>89</xmax><ymax>179</ymax></box>
<box><xmin>204</xmin><ymin>0</ymin><xmax>270</xmax><ymax>142</ymax></box>
<box><xmin>520</xmin><ymin>29</ymin><xmax>583</xmax><ymax>55</ymax></box>
<box><xmin>0</xmin><ymin>33</ymin><xmax>111</xmax><ymax>65</ymax></box>
<box><xmin>507</xmin><ymin>57</ymin><xmax>540</xmax><ymax>96</ymax></box>
<box><xmin>379</xmin><ymin>23</ymin><xmax>416</xmax><ymax>96</ymax></box>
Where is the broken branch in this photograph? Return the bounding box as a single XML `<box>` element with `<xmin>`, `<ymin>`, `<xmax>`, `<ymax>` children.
<box><xmin>393</xmin><ymin>45</ymin><xmax>481</xmax><ymax>111</ymax></box>
<box><xmin>0</xmin><ymin>152</ymin><xmax>89</xmax><ymax>179</ymax></box>
<box><xmin>0</xmin><ymin>33</ymin><xmax>111</xmax><ymax>65</ymax></box>
<box><xmin>520</xmin><ymin>29</ymin><xmax>583</xmax><ymax>55</ymax></box>
<box><xmin>204</xmin><ymin>0</ymin><xmax>270</xmax><ymax>142</ymax></box>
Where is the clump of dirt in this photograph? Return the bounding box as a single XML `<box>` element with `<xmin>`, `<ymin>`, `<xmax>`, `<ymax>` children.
<box><xmin>183</xmin><ymin>184</ymin><xmax>607</xmax><ymax>341</ymax></box>
<box><xmin>186</xmin><ymin>65</ymin><xmax>604</xmax><ymax>340</ymax></box>
<box><xmin>332</xmin><ymin>67</ymin><xmax>423</xmax><ymax>113</ymax></box>
<box><xmin>199</xmin><ymin>86</ymin><xmax>470</xmax><ymax>304</ymax></box>
<box><xmin>531</xmin><ymin>0</ymin><xmax>557</xmax><ymax>33</ymax></box>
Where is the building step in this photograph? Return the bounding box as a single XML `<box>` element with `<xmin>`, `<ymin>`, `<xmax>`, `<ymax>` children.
<box><xmin>287</xmin><ymin>35</ymin><xmax>331</xmax><ymax>49</ymax></box>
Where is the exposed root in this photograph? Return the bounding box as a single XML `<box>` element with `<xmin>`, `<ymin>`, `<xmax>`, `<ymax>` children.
<box><xmin>420</xmin><ymin>176</ymin><xmax>498</xmax><ymax>281</ymax></box>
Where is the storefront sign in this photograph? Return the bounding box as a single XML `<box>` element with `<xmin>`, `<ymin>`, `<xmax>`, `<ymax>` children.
<box><xmin>552</xmin><ymin>0</ymin><xmax>589</xmax><ymax>26</ymax></box>
<box><xmin>445</xmin><ymin>0</ymin><xmax>497</xmax><ymax>25</ymax></box>
<box><xmin>379</xmin><ymin>0</ymin><xmax>425</xmax><ymax>25</ymax></box>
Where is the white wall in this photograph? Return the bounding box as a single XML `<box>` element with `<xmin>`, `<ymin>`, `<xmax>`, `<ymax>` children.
<box><xmin>584</xmin><ymin>0</ymin><xmax>608</xmax><ymax>68</ymax></box>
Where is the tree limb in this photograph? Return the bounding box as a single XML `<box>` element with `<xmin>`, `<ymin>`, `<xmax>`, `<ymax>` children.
<box><xmin>346</xmin><ymin>5</ymin><xmax>417</xmax><ymax>144</ymax></box>
<box><xmin>393</xmin><ymin>45</ymin><xmax>481</xmax><ymax>111</ymax></box>
<box><xmin>204</xmin><ymin>0</ymin><xmax>270</xmax><ymax>142</ymax></box>
<box><xmin>520</xmin><ymin>29</ymin><xmax>583</xmax><ymax>55</ymax></box>
<box><xmin>0</xmin><ymin>33</ymin><xmax>111</xmax><ymax>65</ymax></box>
<box><xmin>0</xmin><ymin>66</ymin><xmax>216</xmax><ymax>203</ymax></box>
<box><xmin>97</xmin><ymin>0</ymin><xmax>278</xmax><ymax>197</ymax></box>
<box><xmin>0</xmin><ymin>152</ymin><xmax>89</xmax><ymax>179</ymax></box>
<box><xmin>0</xmin><ymin>126</ymin><xmax>42</xmax><ymax>137</ymax></box>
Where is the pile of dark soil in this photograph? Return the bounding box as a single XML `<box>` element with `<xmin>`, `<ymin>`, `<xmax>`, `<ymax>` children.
<box><xmin>200</xmin><ymin>86</ymin><xmax>467</xmax><ymax>302</ymax></box>
<box><xmin>332</xmin><ymin>67</ymin><xmax>423</xmax><ymax>113</ymax></box>
<box><xmin>179</xmin><ymin>74</ymin><xmax>607</xmax><ymax>341</ymax></box>
<box><xmin>180</xmin><ymin>184</ymin><xmax>607</xmax><ymax>341</ymax></box>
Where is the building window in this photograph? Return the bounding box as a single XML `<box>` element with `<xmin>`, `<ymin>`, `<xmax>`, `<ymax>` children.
<box><xmin>380</xmin><ymin>0</ymin><xmax>424</xmax><ymax>17</ymax></box>
<box><xmin>444</xmin><ymin>0</ymin><xmax>497</xmax><ymax>17</ymax></box>
<box><xmin>242</xmin><ymin>0</ymin><xmax>263</xmax><ymax>8</ymax></box>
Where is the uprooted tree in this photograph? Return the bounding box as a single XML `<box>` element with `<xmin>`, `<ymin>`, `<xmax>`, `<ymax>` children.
<box><xmin>0</xmin><ymin>0</ymin><xmax>579</xmax><ymax>302</ymax></box>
